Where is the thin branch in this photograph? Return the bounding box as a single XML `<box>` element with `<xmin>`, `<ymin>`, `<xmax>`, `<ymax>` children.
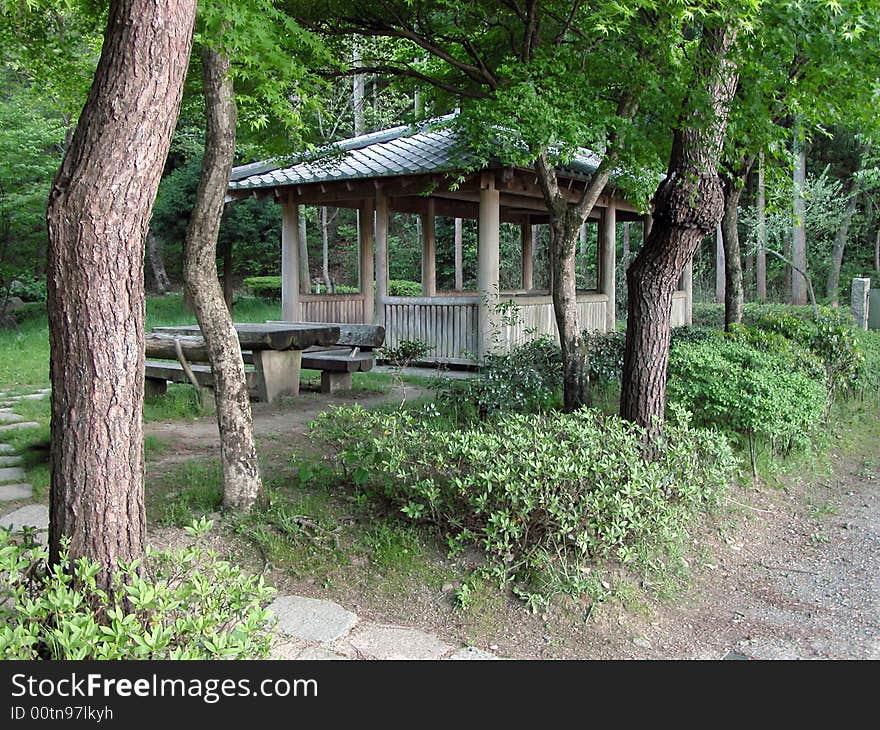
<box><xmin>764</xmin><ymin>247</ymin><xmax>819</xmax><ymax>316</ymax></box>
<box><xmin>328</xmin><ymin>65</ymin><xmax>487</xmax><ymax>99</ymax></box>
<box><xmin>553</xmin><ymin>0</ymin><xmax>583</xmax><ymax>46</ymax></box>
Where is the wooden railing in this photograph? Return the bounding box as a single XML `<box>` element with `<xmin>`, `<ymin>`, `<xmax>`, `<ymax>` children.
<box><xmin>499</xmin><ymin>292</ymin><xmax>608</xmax><ymax>349</ymax></box>
<box><xmin>297</xmin><ymin>293</ymin><xmax>366</xmax><ymax>324</ymax></box>
<box><xmin>383</xmin><ymin>295</ymin><xmax>479</xmax><ymax>364</ymax></box>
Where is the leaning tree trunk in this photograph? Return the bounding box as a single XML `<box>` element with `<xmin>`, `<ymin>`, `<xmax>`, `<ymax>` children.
<box><xmin>45</xmin><ymin>0</ymin><xmax>195</xmax><ymax>586</ymax></box>
<box><xmin>825</xmin><ymin>185</ymin><xmax>860</xmax><ymax>306</ymax></box>
<box><xmin>184</xmin><ymin>47</ymin><xmax>263</xmax><ymax>511</ymax></box>
<box><xmin>621</xmin><ymin>22</ymin><xmax>739</xmax><ymax>435</ymax></box>
<box><xmin>147</xmin><ymin>229</ymin><xmax>172</xmax><ymax>294</ymax></box>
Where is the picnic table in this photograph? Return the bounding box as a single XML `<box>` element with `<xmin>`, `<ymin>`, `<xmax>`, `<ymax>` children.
<box><xmin>147</xmin><ymin>322</ymin><xmax>340</xmax><ymax>403</ymax></box>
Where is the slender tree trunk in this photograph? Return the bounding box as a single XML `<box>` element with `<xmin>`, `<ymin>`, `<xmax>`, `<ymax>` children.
<box><xmin>352</xmin><ymin>44</ymin><xmax>365</xmax><ymax>136</ymax></box>
<box><xmin>721</xmin><ymin>157</ymin><xmax>754</xmax><ymax>328</ymax></box>
<box><xmin>756</xmin><ymin>151</ymin><xmax>767</xmax><ymax>300</ymax></box>
<box><xmin>791</xmin><ymin>131</ymin><xmax>808</xmax><ymax>305</ymax></box>
<box><xmin>454</xmin><ymin>217</ymin><xmax>463</xmax><ymax>290</ymax></box>
<box><xmin>714</xmin><ymin>222</ymin><xmax>725</xmax><ymax>303</ymax></box>
<box><xmin>147</xmin><ymin>230</ymin><xmax>172</xmax><ymax>294</ymax></box>
<box><xmin>875</xmin><ymin>224</ymin><xmax>880</xmax><ymax>273</ymax></box>
<box><xmin>298</xmin><ymin>206</ymin><xmax>310</xmax><ymax>293</ymax></box>
<box><xmin>184</xmin><ymin>47</ymin><xmax>263</xmax><ymax>512</ymax></box>
<box><xmin>622</xmin><ymin>222</ymin><xmax>631</xmax><ymax>260</ymax></box>
<box><xmin>621</xmin><ymin>22</ymin><xmax>739</xmax><ymax>434</ymax></box>
<box><xmin>45</xmin><ymin>0</ymin><xmax>195</xmax><ymax>586</ymax></box>
<box><xmin>321</xmin><ymin>206</ymin><xmax>331</xmax><ymax>290</ymax></box>
<box><xmin>825</xmin><ymin>186</ymin><xmax>860</xmax><ymax>306</ymax></box>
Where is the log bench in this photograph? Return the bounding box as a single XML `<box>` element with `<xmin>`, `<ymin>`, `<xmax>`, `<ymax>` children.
<box><xmin>268</xmin><ymin>322</ymin><xmax>385</xmax><ymax>393</ymax></box>
<box><xmin>146</xmin><ymin>323</ymin><xmax>339</xmax><ymax>403</ymax></box>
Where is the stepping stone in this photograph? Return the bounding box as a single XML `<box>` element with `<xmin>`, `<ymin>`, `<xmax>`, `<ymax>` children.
<box><xmin>0</xmin><ymin>467</ymin><xmax>26</xmax><ymax>483</ymax></box>
<box><xmin>0</xmin><ymin>444</ymin><xmax>15</xmax><ymax>454</ymax></box>
<box><xmin>447</xmin><ymin>646</ymin><xmax>499</xmax><ymax>660</ymax></box>
<box><xmin>344</xmin><ymin>623</ymin><xmax>453</xmax><ymax>660</ymax></box>
<box><xmin>268</xmin><ymin>637</ymin><xmax>309</xmax><ymax>660</ymax></box>
<box><xmin>0</xmin><ymin>422</ymin><xmax>41</xmax><ymax>433</ymax></box>
<box><xmin>269</xmin><ymin>595</ymin><xmax>358</xmax><ymax>643</ymax></box>
<box><xmin>0</xmin><ymin>484</ymin><xmax>33</xmax><ymax>502</ymax></box>
<box><xmin>0</xmin><ymin>412</ymin><xmax>23</xmax><ymax>424</ymax></box>
<box><xmin>0</xmin><ymin>504</ymin><xmax>49</xmax><ymax>532</ymax></box>
<box><xmin>296</xmin><ymin>647</ymin><xmax>349</xmax><ymax>660</ymax></box>
<box><xmin>0</xmin><ymin>456</ymin><xmax>22</xmax><ymax>467</ymax></box>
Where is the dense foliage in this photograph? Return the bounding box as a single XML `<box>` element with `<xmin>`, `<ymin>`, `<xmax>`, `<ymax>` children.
<box><xmin>311</xmin><ymin>406</ymin><xmax>736</xmax><ymax>609</ymax></box>
<box><xmin>0</xmin><ymin>521</ymin><xmax>275</xmax><ymax>659</ymax></box>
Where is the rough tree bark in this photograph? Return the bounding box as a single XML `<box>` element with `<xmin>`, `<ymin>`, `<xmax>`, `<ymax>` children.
<box><xmin>621</xmin><ymin>22</ymin><xmax>739</xmax><ymax>434</ymax></box>
<box><xmin>147</xmin><ymin>230</ymin><xmax>172</xmax><ymax>294</ymax></box>
<box><xmin>721</xmin><ymin>155</ymin><xmax>755</xmax><ymax>328</ymax></box>
<box><xmin>45</xmin><ymin>0</ymin><xmax>196</xmax><ymax>585</ymax></box>
<box><xmin>825</xmin><ymin>184</ymin><xmax>861</xmax><ymax>306</ymax></box>
<box><xmin>184</xmin><ymin>47</ymin><xmax>263</xmax><ymax>511</ymax></box>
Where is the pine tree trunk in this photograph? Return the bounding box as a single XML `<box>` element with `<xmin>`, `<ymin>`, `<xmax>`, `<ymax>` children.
<box><xmin>756</xmin><ymin>151</ymin><xmax>767</xmax><ymax>301</ymax></box>
<box><xmin>147</xmin><ymin>230</ymin><xmax>172</xmax><ymax>294</ymax></box>
<box><xmin>621</xmin><ymin>22</ymin><xmax>738</xmax><ymax>435</ymax></box>
<box><xmin>45</xmin><ymin>0</ymin><xmax>195</xmax><ymax>586</ymax></box>
<box><xmin>184</xmin><ymin>47</ymin><xmax>263</xmax><ymax>512</ymax></box>
<box><xmin>825</xmin><ymin>186</ymin><xmax>859</xmax><ymax>306</ymax></box>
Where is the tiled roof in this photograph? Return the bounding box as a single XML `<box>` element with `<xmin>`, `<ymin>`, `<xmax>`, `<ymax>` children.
<box><xmin>229</xmin><ymin>114</ymin><xmax>604</xmax><ymax>192</ymax></box>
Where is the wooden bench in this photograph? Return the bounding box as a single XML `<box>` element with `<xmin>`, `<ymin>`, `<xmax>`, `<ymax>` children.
<box><xmin>146</xmin><ymin>323</ymin><xmax>339</xmax><ymax>403</ymax></box>
<box><xmin>268</xmin><ymin>322</ymin><xmax>385</xmax><ymax>393</ymax></box>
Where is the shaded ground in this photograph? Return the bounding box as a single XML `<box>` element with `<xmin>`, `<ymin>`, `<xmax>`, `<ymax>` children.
<box><xmin>144</xmin><ymin>390</ymin><xmax>879</xmax><ymax>660</ymax></box>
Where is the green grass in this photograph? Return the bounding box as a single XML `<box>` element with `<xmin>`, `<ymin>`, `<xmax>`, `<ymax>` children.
<box><xmin>149</xmin><ymin>458</ymin><xmax>224</xmax><ymax>525</ymax></box>
<box><xmin>143</xmin><ymin>383</ymin><xmax>205</xmax><ymax>422</ymax></box>
<box><xmin>0</xmin><ymin>311</ymin><xmax>50</xmax><ymax>390</ymax></box>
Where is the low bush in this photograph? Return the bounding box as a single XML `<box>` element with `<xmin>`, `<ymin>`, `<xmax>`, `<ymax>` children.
<box><xmin>0</xmin><ymin>520</ymin><xmax>275</xmax><ymax>659</ymax></box>
<box><xmin>388</xmin><ymin>279</ymin><xmax>422</xmax><ymax>297</ymax></box>
<box><xmin>311</xmin><ymin>406</ymin><xmax>736</xmax><ymax>609</ymax></box>
<box><xmin>244</xmin><ymin>275</ymin><xmax>282</xmax><ymax>299</ymax></box>
<box><xmin>434</xmin><ymin>335</ymin><xmax>562</xmax><ymax>420</ymax></box>
<box><xmin>667</xmin><ymin>334</ymin><xmax>827</xmax><ymax>469</ymax></box>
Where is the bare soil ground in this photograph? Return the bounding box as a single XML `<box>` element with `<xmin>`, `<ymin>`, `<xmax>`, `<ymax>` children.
<box><xmin>145</xmin><ymin>390</ymin><xmax>879</xmax><ymax>660</ymax></box>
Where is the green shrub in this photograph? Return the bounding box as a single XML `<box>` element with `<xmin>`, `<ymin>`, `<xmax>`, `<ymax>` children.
<box><xmin>388</xmin><ymin>279</ymin><xmax>422</xmax><ymax>297</ymax></box>
<box><xmin>583</xmin><ymin>330</ymin><xmax>624</xmax><ymax>384</ymax></box>
<box><xmin>667</xmin><ymin>335</ymin><xmax>827</xmax><ymax>468</ymax></box>
<box><xmin>5</xmin><ymin>274</ymin><xmax>47</xmax><ymax>303</ymax></box>
<box><xmin>853</xmin><ymin>330</ymin><xmax>880</xmax><ymax>395</ymax></box>
<box><xmin>434</xmin><ymin>335</ymin><xmax>562</xmax><ymax>420</ymax></box>
<box><xmin>311</xmin><ymin>406</ymin><xmax>736</xmax><ymax>609</ymax></box>
<box><xmin>244</xmin><ymin>275</ymin><xmax>282</xmax><ymax>299</ymax></box>
<box><xmin>376</xmin><ymin>339</ymin><xmax>431</xmax><ymax>366</ymax></box>
<box><xmin>0</xmin><ymin>520</ymin><xmax>275</xmax><ymax>659</ymax></box>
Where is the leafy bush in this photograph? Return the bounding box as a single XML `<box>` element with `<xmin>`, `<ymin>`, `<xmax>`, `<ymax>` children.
<box><xmin>311</xmin><ymin>406</ymin><xmax>736</xmax><ymax>609</ymax></box>
<box><xmin>0</xmin><ymin>520</ymin><xmax>275</xmax><ymax>659</ymax></box>
<box><xmin>434</xmin><ymin>335</ymin><xmax>562</xmax><ymax>420</ymax></box>
<box><xmin>853</xmin><ymin>330</ymin><xmax>880</xmax><ymax>395</ymax></box>
<box><xmin>388</xmin><ymin>279</ymin><xmax>422</xmax><ymax>297</ymax></box>
<box><xmin>667</xmin><ymin>335</ymin><xmax>827</xmax><ymax>468</ymax></box>
<box><xmin>5</xmin><ymin>274</ymin><xmax>47</xmax><ymax>303</ymax></box>
<box><xmin>583</xmin><ymin>330</ymin><xmax>624</xmax><ymax>384</ymax></box>
<box><xmin>244</xmin><ymin>275</ymin><xmax>282</xmax><ymax>300</ymax></box>
<box><xmin>376</xmin><ymin>339</ymin><xmax>431</xmax><ymax>366</ymax></box>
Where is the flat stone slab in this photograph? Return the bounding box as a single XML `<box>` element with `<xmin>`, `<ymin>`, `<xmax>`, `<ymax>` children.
<box><xmin>0</xmin><ymin>467</ymin><xmax>26</xmax><ymax>483</ymax></box>
<box><xmin>269</xmin><ymin>595</ymin><xmax>358</xmax><ymax>643</ymax></box>
<box><xmin>0</xmin><ymin>484</ymin><xmax>33</xmax><ymax>502</ymax></box>
<box><xmin>0</xmin><ymin>504</ymin><xmax>48</xmax><ymax>532</ymax></box>
<box><xmin>0</xmin><ymin>412</ymin><xmax>23</xmax><ymax>424</ymax></box>
<box><xmin>344</xmin><ymin>623</ymin><xmax>453</xmax><ymax>660</ymax></box>
<box><xmin>0</xmin><ymin>444</ymin><xmax>14</xmax><ymax>453</ymax></box>
<box><xmin>447</xmin><ymin>647</ymin><xmax>499</xmax><ymax>660</ymax></box>
<box><xmin>268</xmin><ymin>637</ymin><xmax>309</xmax><ymax>660</ymax></box>
<box><xmin>0</xmin><ymin>422</ymin><xmax>41</xmax><ymax>433</ymax></box>
<box><xmin>296</xmin><ymin>646</ymin><xmax>349</xmax><ymax>660</ymax></box>
<box><xmin>0</xmin><ymin>456</ymin><xmax>22</xmax><ymax>466</ymax></box>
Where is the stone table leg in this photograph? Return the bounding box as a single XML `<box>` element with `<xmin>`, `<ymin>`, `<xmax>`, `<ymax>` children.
<box><xmin>253</xmin><ymin>350</ymin><xmax>301</xmax><ymax>403</ymax></box>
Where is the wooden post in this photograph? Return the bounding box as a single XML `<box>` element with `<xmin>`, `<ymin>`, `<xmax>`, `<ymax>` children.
<box><xmin>715</xmin><ymin>221</ymin><xmax>725</xmax><ymax>304</ymax></box>
<box><xmin>281</xmin><ymin>198</ymin><xmax>300</xmax><ymax>321</ymax></box>
<box><xmin>477</xmin><ymin>177</ymin><xmax>500</xmax><ymax>359</ymax></box>
<box><xmin>421</xmin><ymin>199</ymin><xmax>437</xmax><ymax>296</ymax></box>
<box><xmin>521</xmin><ymin>222</ymin><xmax>533</xmax><ymax>290</ymax></box>
<box><xmin>599</xmin><ymin>203</ymin><xmax>616</xmax><ymax>331</ymax></box>
<box><xmin>374</xmin><ymin>191</ymin><xmax>388</xmax><ymax>327</ymax></box>
<box><xmin>681</xmin><ymin>258</ymin><xmax>693</xmax><ymax>325</ymax></box>
<box><xmin>454</xmin><ymin>217</ymin><xmax>463</xmax><ymax>291</ymax></box>
<box><xmin>359</xmin><ymin>199</ymin><xmax>374</xmax><ymax>324</ymax></box>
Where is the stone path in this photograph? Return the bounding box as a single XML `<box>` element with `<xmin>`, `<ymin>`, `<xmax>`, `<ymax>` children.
<box><xmin>267</xmin><ymin>594</ymin><xmax>500</xmax><ymax>661</ymax></box>
<box><xmin>0</xmin><ymin>390</ymin><xmax>44</xmax><ymax>519</ymax></box>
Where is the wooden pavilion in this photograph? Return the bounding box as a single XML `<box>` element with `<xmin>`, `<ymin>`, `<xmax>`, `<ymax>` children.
<box><xmin>227</xmin><ymin>115</ymin><xmax>692</xmax><ymax>364</ymax></box>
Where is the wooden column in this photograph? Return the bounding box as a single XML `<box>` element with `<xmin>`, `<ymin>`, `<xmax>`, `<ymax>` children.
<box><xmin>454</xmin><ymin>217</ymin><xmax>463</xmax><ymax>291</ymax></box>
<box><xmin>359</xmin><ymin>199</ymin><xmax>374</xmax><ymax>324</ymax></box>
<box><xmin>599</xmin><ymin>203</ymin><xmax>616</xmax><ymax>331</ymax></box>
<box><xmin>374</xmin><ymin>191</ymin><xmax>389</xmax><ymax>326</ymax></box>
<box><xmin>280</xmin><ymin>198</ymin><xmax>300</xmax><ymax>321</ymax></box>
<box><xmin>421</xmin><ymin>199</ymin><xmax>437</xmax><ymax>296</ymax></box>
<box><xmin>715</xmin><ymin>221</ymin><xmax>725</xmax><ymax>304</ymax></box>
<box><xmin>477</xmin><ymin>177</ymin><xmax>500</xmax><ymax>359</ymax></box>
<box><xmin>521</xmin><ymin>222</ymin><xmax>533</xmax><ymax>290</ymax></box>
